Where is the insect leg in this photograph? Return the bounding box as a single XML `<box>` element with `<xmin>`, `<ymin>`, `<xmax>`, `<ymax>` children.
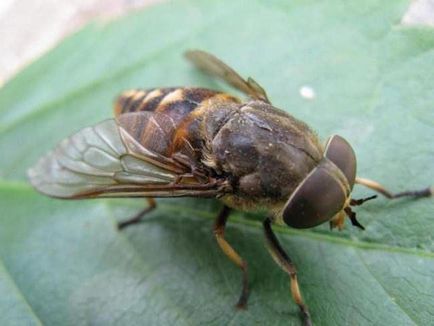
<box><xmin>355</xmin><ymin>177</ymin><xmax>432</xmax><ymax>199</ymax></box>
<box><xmin>263</xmin><ymin>217</ymin><xmax>312</xmax><ymax>326</ymax></box>
<box><xmin>118</xmin><ymin>198</ymin><xmax>157</xmax><ymax>229</ymax></box>
<box><xmin>213</xmin><ymin>205</ymin><xmax>249</xmax><ymax>309</ymax></box>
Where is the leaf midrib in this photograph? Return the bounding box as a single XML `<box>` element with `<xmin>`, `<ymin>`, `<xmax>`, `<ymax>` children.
<box><xmin>2</xmin><ymin>180</ymin><xmax>433</xmax><ymax>259</ymax></box>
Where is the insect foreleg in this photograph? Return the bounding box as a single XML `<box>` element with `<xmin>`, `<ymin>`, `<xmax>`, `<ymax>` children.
<box><xmin>263</xmin><ymin>217</ymin><xmax>312</xmax><ymax>326</ymax></box>
<box><xmin>118</xmin><ymin>198</ymin><xmax>157</xmax><ymax>229</ymax></box>
<box><xmin>355</xmin><ymin>177</ymin><xmax>432</xmax><ymax>199</ymax></box>
<box><xmin>213</xmin><ymin>205</ymin><xmax>249</xmax><ymax>309</ymax></box>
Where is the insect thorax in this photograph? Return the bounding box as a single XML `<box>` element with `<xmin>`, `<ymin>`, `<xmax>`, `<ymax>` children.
<box><xmin>207</xmin><ymin>101</ymin><xmax>324</xmax><ymax>212</ymax></box>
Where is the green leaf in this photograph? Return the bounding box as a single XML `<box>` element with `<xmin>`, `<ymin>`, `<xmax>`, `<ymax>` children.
<box><xmin>1</xmin><ymin>1</ymin><xmax>433</xmax><ymax>325</ymax></box>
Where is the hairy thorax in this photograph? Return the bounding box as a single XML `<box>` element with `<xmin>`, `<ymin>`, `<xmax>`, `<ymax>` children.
<box><xmin>204</xmin><ymin>101</ymin><xmax>324</xmax><ymax>213</ymax></box>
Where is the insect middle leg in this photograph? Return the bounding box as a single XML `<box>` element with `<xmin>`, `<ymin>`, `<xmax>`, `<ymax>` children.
<box><xmin>213</xmin><ymin>205</ymin><xmax>249</xmax><ymax>309</ymax></box>
<box><xmin>263</xmin><ymin>217</ymin><xmax>312</xmax><ymax>326</ymax></box>
<box><xmin>118</xmin><ymin>198</ymin><xmax>157</xmax><ymax>229</ymax></box>
<box><xmin>356</xmin><ymin>177</ymin><xmax>432</xmax><ymax>199</ymax></box>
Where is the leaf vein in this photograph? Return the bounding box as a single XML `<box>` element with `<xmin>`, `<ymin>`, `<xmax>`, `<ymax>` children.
<box><xmin>356</xmin><ymin>251</ymin><xmax>418</xmax><ymax>325</ymax></box>
<box><xmin>0</xmin><ymin>257</ymin><xmax>44</xmax><ymax>325</ymax></box>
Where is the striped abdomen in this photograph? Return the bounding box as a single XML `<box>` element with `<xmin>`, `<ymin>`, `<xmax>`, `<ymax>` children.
<box><xmin>113</xmin><ymin>87</ymin><xmax>241</xmax><ymax>164</ymax></box>
<box><xmin>114</xmin><ymin>87</ymin><xmax>238</xmax><ymax>120</ymax></box>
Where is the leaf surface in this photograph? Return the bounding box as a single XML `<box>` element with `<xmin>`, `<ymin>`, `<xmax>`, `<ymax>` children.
<box><xmin>1</xmin><ymin>1</ymin><xmax>433</xmax><ymax>325</ymax></box>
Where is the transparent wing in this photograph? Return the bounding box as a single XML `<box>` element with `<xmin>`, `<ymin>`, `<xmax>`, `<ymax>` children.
<box><xmin>28</xmin><ymin>113</ymin><xmax>223</xmax><ymax>199</ymax></box>
<box><xmin>185</xmin><ymin>50</ymin><xmax>270</xmax><ymax>103</ymax></box>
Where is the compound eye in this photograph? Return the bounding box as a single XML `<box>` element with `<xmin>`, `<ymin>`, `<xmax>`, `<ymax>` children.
<box><xmin>324</xmin><ymin>135</ymin><xmax>357</xmax><ymax>190</ymax></box>
<box><xmin>283</xmin><ymin>160</ymin><xmax>347</xmax><ymax>229</ymax></box>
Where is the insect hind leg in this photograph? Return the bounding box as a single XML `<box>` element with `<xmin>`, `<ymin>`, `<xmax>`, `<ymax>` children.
<box><xmin>118</xmin><ymin>198</ymin><xmax>157</xmax><ymax>229</ymax></box>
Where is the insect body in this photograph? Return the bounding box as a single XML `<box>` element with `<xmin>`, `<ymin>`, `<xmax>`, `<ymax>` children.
<box><xmin>28</xmin><ymin>50</ymin><xmax>432</xmax><ymax>325</ymax></box>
